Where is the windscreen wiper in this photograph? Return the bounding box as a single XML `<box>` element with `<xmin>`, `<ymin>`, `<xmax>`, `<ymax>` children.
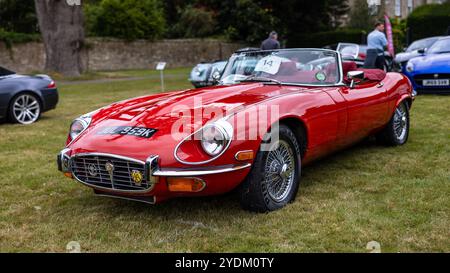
<box><xmin>240</xmin><ymin>76</ymin><xmax>282</xmax><ymax>86</ymax></box>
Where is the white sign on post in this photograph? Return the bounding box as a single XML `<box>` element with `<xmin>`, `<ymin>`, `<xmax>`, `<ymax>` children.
<box><xmin>156</xmin><ymin>62</ymin><xmax>167</xmax><ymax>92</ymax></box>
<box><xmin>156</xmin><ymin>62</ymin><xmax>167</xmax><ymax>71</ymax></box>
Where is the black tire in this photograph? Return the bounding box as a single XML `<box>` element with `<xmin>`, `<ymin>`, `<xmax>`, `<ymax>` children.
<box><xmin>239</xmin><ymin>125</ymin><xmax>302</xmax><ymax>212</ymax></box>
<box><xmin>376</xmin><ymin>101</ymin><xmax>410</xmax><ymax>146</ymax></box>
<box><xmin>8</xmin><ymin>92</ymin><xmax>41</xmax><ymax>125</ymax></box>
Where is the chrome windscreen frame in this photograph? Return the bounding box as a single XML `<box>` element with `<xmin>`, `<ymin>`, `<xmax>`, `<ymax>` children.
<box><xmin>220</xmin><ymin>48</ymin><xmax>345</xmax><ymax>87</ymax></box>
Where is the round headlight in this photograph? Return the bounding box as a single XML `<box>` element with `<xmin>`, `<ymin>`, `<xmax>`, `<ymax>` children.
<box><xmin>201</xmin><ymin>125</ymin><xmax>227</xmax><ymax>156</ymax></box>
<box><xmin>406</xmin><ymin>62</ymin><xmax>414</xmax><ymax>73</ymax></box>
<box><xmin>69</xmin><ymin>118</ymin><xmax>89</xmax><ymax>140</ymax></box>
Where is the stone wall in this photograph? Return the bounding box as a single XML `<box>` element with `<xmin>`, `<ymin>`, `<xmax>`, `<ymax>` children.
<box><xmin>0</xmin><ymin>42</ymin><xmax>46</xmax><ymax>73</ymax></box>
<box><xmin>0</xmin><ymin>38</ymin><xmax>245</xmax><ymax>73</ymax></box>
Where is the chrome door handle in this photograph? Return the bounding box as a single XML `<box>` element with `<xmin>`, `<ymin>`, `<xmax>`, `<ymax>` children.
<box><xmin>377</xmin><ymin>82</ymin><xmax>384</xmax><ymax>88</ymax></box>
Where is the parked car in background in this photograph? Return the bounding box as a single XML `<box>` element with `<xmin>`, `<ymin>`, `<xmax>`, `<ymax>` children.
<box><xmin>394</xmin><ymin>36</ymin><xmax>442</xmax><ymax>68</ymax></box>
<box><xmin>404</xmin><ymin>36</ymin><xmax>450</xmax><ymax>93</ymax></box>
<box><xmin>326</xmin><ymin>43</ymin><xmax>396</xmax><ymax>72</ymax></box>
<box><xmin>58</xmin><ymin>48</ymin><xmax>414</xmax><ymax>212</ymax></box>
<box><xmin>188</xmin><ymin>60</ymin><xmax>227</xmax><ymax>88</ymax></box>
<box><xmin>189</xmin><ymin>48</ymin><xmax>260</xmax><ymax>88</ymax></box>
<box><xmin>0</xmin><ymin>66</ymin><xmax>58</xmax><ymax>124</ymax></box>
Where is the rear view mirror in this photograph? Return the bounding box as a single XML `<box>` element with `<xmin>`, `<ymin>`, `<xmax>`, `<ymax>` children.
<box><xmin>347</xmin><ymin>71</ymin><xmax>364</xmax><ymax>89</ymax></box>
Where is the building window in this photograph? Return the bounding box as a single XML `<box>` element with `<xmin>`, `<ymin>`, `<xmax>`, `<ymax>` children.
<box><xmin>368</xmin><ymin>0</ymin><xmax>381</xmax><ymax>16</ymax></box>
<box><xmin>407</xmin><ymin>0</ymin><xmax>413</xmax><ymax>14</ymax></box>
<box><xmin>395</xmin><ymin>0</ymin><xmax>402</xmax><ymax>17</ymax></box>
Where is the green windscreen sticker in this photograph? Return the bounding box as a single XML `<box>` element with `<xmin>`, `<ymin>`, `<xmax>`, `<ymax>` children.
<box><xmin>315</xmin><ymin>72</ymin><xmax>326</xmax><ymax>82</ymax></box>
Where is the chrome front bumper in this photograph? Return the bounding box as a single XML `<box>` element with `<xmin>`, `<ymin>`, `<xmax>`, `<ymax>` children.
<box><xmin>57</xmin><ymin>150</ymin><xmax>251</xmax><ymax>191</ymax></box>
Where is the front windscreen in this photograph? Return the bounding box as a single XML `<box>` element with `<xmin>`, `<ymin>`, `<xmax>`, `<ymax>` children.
<box><xmin>427</xmin><ymin>38</ymin><xmax>450</xmax><ymax>54</ymax></box>
<box><xmin>407</xmin><ymin>38</ymin><xmax>439</xmax><ymax>52</ymax></box>
<box><xmin>220</xmin><ymin>49</ymin><xmax>341</xmax><ymax>86</ymax></box>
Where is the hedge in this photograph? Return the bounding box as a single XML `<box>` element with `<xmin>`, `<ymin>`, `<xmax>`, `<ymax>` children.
<box><xmin>86</xmin><ymin>0</ymin><xmax>166</xmax><ymax>40</ymax></box>
<box><xmin>287</xmin><ymin>29</ymin><xmax>366</xmax><ymax>48</ymax></box>
<box><xmin>0</xmin><ymin>29</ymin><xmax>40</xmax><ymax>48</ymax></box>
<box><xmin>407</xmin><ymin>3</ymin><xmax>450</xmax><ymax>41</ymax></box>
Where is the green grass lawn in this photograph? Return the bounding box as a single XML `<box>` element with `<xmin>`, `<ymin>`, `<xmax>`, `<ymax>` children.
<box><xmin>0</xmin><ymin>69</ymin><xmax>449</xmax><ymax>252</ymax></box>
<box><xmin>42</xmin><ymin>67</ymin><xmax>191</xmax><ymax>82</ymax></box>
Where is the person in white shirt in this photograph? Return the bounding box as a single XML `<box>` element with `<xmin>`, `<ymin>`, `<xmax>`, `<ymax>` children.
<box><xmin>364</xmin><ymin>22</ymin><xmax>388</xmax><ymax>70</ymax></box>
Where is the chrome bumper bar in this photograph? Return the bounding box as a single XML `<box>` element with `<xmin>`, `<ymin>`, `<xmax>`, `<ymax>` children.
<box><xmin>58</xmin><ymin>150</ymin><xmax>251</xmax><ymax>179</ymax></box>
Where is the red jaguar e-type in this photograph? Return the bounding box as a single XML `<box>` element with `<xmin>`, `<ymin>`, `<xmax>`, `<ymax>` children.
<box><xmin>58</xmin><ymin>49</ymin><xmax>414</xmax><ymax>212</ymax></box>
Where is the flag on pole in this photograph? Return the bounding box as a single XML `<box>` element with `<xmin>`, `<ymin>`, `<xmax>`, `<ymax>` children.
<box><xmin>384</xmin><ymin>15</ymin><xmax>395</xmax><ymax>57</ymax></box>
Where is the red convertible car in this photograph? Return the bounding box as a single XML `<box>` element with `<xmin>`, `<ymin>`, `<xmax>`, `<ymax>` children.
<box><xmin>57</xmin><ymin>49</ymin><xmax>414</xmax><ymax>212</ymax></box>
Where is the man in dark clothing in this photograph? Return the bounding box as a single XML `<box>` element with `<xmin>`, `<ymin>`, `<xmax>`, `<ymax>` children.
<box><xmin>261</xmin><ymin>31</ymin><xmax>280</xmax><ymax>50</ymax></box>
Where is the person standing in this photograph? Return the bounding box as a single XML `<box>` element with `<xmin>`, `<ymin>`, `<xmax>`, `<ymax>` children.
<box><xmin>261</xmin><ymin>31</ymin><xmax>280</xmax><ymax>50</ymax></box>
<box><xmin>364</xmin><ymin>22</ymin><xmax>388</xmax><ymax>70</ymax></box>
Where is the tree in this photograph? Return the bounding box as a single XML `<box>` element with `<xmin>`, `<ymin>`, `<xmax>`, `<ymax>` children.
<box><xmin>34</xmin><ymin>0</ymin><xmax>85</xmax><ymax>77</ymax></box>
<box><xmin>269</xmin><ymin>0</ymin><xmax>330</xmax><ymax>47</ymax></box>
<box><xmin>170</xmin><ymin>5</ymin><xmax>217</xmax><ymax>38</ymax></box>
<box><xmin>222</xmin><ymin>0</ymin><xmax>279</xmax><ymax>44</ymax></box>
<box><xmin>348</xmin><ymin>0</ymin><xmax>373</xmax><ymax>31</ymax></box>
<box><xmin>0</xmin><ymin>0</ymin><xmax>38</xmax><ymax>33</ymax></box>
<box><xmin>88</xmin><ymin>0</ymin><xmax>166</xmax><ymax>40</ymax></box>
<box><xmin>327</xmin><ymin>0</ymin><xmax>350</xmax><ymax>29</ymax></box>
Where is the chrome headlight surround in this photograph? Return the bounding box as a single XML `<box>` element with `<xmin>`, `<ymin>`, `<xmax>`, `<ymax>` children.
<box><xmin>174</xmin><ymin>119</ymin><xmax>234</xmax><ymax>165</ymax></box>
<box><xmin>200</xmin><ymin>120</ymin><xmax>233</xmax><ymax>156</ymax></box>
<box><xmin>69</xmin><ymin>114</ymin><xmax>92</xmax><ymax>141</ymax></box>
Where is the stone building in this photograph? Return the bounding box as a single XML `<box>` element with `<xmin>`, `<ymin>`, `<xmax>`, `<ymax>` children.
<box><xmin>361</xmin><ymin>0</ymin><xmax>446</xmax><ymax>19</ymax></box>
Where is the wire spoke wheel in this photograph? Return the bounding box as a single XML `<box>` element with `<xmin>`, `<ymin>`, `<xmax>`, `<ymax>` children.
<box><xmin>393</xmin><ymin>103</ymin><xmax>407</xmax><ymax>141</ymax></box>
<box><xmin>12</xmin><ymin>94</ymin><xmax>40</xmax><ymax>124</ymax></box>
<box><xmin>264</xmin><ymin>139</ymin><xmax>296</xmax><ymax>202</ymax></box>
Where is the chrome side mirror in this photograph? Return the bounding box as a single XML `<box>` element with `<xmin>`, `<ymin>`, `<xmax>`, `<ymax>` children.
<box><xmin>211</xmin><ymin>70</ymin><xmax>221</xmax><ymax>84</ymax></box>
<box><xmin>347</xmin><ymin>71</ymin><xmax>364</xmax><ymax>89</ymax></box>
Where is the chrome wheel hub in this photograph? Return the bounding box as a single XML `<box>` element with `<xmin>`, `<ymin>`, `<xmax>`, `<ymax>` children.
<box><xmin>13</xmin><ymin>94</ymin><xmax>40</xmax><ymax>124</ymax></box>
<box><xmin>264</xmin><ymin>140</ymin><xmax>295</xmax><ymax>202</ymax></box>
<box><xmin>393</xmin><ymin>104</ymin><xmax>407</xmax><ymax>140</ymax></box>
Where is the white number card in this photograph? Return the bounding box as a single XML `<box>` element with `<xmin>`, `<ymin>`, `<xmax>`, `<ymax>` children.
<box><xmin>254</xmin><ymin>56</ymin><xmax>282</xmax><ymax>75</ymax></box>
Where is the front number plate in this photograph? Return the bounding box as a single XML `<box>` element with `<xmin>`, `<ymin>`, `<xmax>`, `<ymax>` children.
<box><xmin>422</xmin><ymin>79</ymin><xmax>450</xmax><ymax>86</ymax></box>
<box><xmin>97</xmin><ymin>126</ymin><xmax>157</xmax><ymax>138</ymax></box>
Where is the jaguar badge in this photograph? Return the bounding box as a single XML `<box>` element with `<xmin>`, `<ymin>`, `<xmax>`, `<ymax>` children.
<box><xmin>131</xmin><ymin>170</ymin><xmax>143</xmax><ymax>186</ymax></box>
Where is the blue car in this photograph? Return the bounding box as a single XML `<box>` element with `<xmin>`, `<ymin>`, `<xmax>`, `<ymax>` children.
<box><xmin>394</xmin><ymin>36</ymin><xmax>442</xmax><ymax>68</ymax></box>
<box><xmin>404</xmin><ymin>36</ymin><xmax>450</xmax><ymax>93</ymax></box>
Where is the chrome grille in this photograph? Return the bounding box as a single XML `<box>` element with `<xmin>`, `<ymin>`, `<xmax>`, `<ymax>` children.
<box><xmin>71</xmin><ymin>155</ymin><xmax>151</xmax><ymax>192</ymax></box>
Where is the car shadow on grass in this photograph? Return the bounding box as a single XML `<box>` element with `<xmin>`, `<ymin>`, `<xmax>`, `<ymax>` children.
<box><xmin>68</xmin><ymin>137</ymin><xmax>397</xmax><ymax>221</ymax></box>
